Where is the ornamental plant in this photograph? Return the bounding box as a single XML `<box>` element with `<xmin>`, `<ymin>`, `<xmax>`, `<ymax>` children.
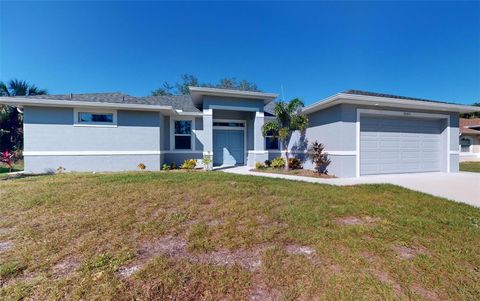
<box><xmin>270</xmin><ymin>157</ymin><xmax>285</xmax><ymax>169</ymax></box>
<box><xmin>262</xmin><ymin>98</ymin><xmax>308</xmax><ymax>171</ymax></box>
<box><xmin>308</xmin><ymin>141</ymin><xmax>330</xmax><ymax>174</ymax></box>
<box><xmin>0</xmin><ymin>150</ymin><xmax>15</xmax><ymax>172</ymax></box>
<box><xmin>181</xmin><ymin>159</ymin><xmax>197</xmax><ymax>170</ymax></box>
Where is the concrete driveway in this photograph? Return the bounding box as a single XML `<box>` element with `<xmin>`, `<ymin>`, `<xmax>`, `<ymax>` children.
<box><xmin>222</xmin><ymin>167</ymin><xmax>480</xmax><ymax>207</ymax></box>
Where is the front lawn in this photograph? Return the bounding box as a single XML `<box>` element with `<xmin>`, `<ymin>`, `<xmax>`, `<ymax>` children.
<box><xmin>0</xmin><ymin>172</ymin><xmax>479</xmax><ymax>300</ymax></box>
<box><xmin>460</xmin><ymin>161</ymin><xmax>480</xmax><ymax>173</ymax></box>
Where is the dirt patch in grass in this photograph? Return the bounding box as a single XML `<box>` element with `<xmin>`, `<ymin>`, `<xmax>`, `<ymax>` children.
<box><xmin>119</xmin><ymin>236</ymin><xmax>273</xmax><ymax>277</ymax></box>
<box><xmin>370</xmin><ymin>269</ymin><xmax>405</xmax><ymax>298</ymax></box>
<box><xmin>0</xmin><ymin>241</ymin><xmax>14</xmax><ymax>252</ymax></box>
<box><xmin>412</xmin><ymin>283</ymin><xmax>440</xmax><ymax>301</ymax></box>
<box><xmin>285</xmin><ymin>245</ymin><xmax>315</xmax><ymax>256</ymax></box>
<box><xmin>52</xmin><ymin>257</ymin><xmax>81</xmax><ymax>278</ymax></box>
<box><xmin>360</xmin><ymin>251</ymin><xmax>381</xmax><ymax>264</ymax></box>
<box><xmin>392</xmin><ymin>245</ymin><xmax>428</xmax><ymax>260</ymax></box>
<box><xmin>0</xmin><ymin>227</ymin><xmax>15</xmax><ymax>235</ymax></box>
<box><xmin>336</xmin><ymin>216</ymin><xmax>380</xmax><ymax>226</ymax></box>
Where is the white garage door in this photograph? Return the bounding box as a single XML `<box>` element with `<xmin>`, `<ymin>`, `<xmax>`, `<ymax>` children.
<box><xmin>360</xmin><ymin>115</ymin><xmax>444</xmax><ymax>175</ymax></box>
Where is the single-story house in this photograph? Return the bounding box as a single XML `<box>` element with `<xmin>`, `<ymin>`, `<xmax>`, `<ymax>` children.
<box><xmin>459</xmin><ymin>118</ymin><xmax>480</xmax><ymax>162</ymax></box>
<box><xmin>0</xmin><ymin>87</ymin><xmax>478</xmax><ymax>177</ymax></box>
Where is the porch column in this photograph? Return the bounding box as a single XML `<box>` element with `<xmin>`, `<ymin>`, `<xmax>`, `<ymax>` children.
<box><xmin>203</xmin><ymin>108</ymin><xmax>213</xmax><ymax>157</ymax></box>
<box><xmin>253</xmin><ymin>111</ymin><xmax>267</xmax><ymax>165</ymax></box>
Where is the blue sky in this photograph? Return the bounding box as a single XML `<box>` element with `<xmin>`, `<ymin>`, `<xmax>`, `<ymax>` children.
<box><xmin>1</xmin><ymin>1</ymin><xmax>479</xmax><ymax>105</ymax></box>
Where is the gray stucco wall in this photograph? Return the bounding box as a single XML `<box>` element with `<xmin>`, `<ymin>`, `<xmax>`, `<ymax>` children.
<box><xmin>284</xmin><ymin>103</ymin><xmax>460</xmax><ymax>178</ymax></box>
<box><xmin>23</xmin><ymin>106</ymin><xmax>162</xmax><ymax>173</ymax></box>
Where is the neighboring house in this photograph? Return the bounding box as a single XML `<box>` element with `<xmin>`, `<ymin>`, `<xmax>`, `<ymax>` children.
<box><xmin>459</xmin><ymin>118</ymin><xmax>480</xmax><ymax>162</ymax></box>
<box><xmin>0</xmin><ymin>87</ymin><xmax>478</xmax><ymax>177</ymax></box>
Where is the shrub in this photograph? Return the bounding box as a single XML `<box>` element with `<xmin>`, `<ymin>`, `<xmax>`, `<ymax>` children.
<box><xmin>264</xmin><ymin>160</ymin><xmax>272</xmax><ymax>167</ymax></box>
<box><xmin>137</xmin><ymin>163</ymin><xmax>146</xmax><ymax>170</ymax></box>
<box><xmin>162</xmin><ymin>163</ymin><xmax>171</xmax><ymax>171</ymax></box>
<box><xmin>288</xmin><ymin>157</ymin><xmax>302</xmax><ymax>169</ymax></box>
<box><xmin>0</xmin><ymin>150</ymin><xmax>15</xmax><ymax>172</ymax></box>
<box><xmin>309</xmin><ymin>141</ymin><xmax>330</xmax><ymax>173</ymax></box>
<box><xmin>181</xmin><ymin>159</ymin><xmax>197</xmax><ymax>169</ymax></box>
<box><xmin>270</xmin><ymin>157</ymin><xmax>285</xmax><ymax>169</ymax></box>
<box><xmin>255</xmin><ymin>162</ymin><xmax>266</xmax><ymax>169</ymax></box>
<box><xmin>202</xmin><ymin>155</ymin><xmax>213</xmax><ymax>171</ymax></box>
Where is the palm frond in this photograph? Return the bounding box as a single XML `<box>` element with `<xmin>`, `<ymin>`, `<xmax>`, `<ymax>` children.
<box><xmin>262</xmin><ymin>121</ymin><xmax>280</xmax><ymax>137</ymax></box>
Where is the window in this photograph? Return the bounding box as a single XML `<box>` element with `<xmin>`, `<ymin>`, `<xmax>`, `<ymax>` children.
<box><xmin>74</xmin><ymin>109</ymin><xmax>116</xmax><ymax>126</ymax></box>
<box><xmin>265</xmin><ymin>130</ymin><xmax>279</xmax><ymax>150</ymax></box>
<box><xmin>174</xmin><ymin>120</ymin><xmax>192</xmax><ymax>149</ymax></box>
<box><xmin>460</xmin><ymin>137</ymin><xmax>472</xmax><ymax>153</ymax></box>
<box><xmin>79</xmin><ymin>112</ymin><xmax>113</xmax><ymax>123</ymax></box>
<box><xmin>213</xmin><ymin>122</ymin><xmax>244</xmax><ymax>127</ymax></box>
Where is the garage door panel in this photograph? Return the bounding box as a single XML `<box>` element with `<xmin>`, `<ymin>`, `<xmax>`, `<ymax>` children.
<box><xmin>360</xmin><ymin>115</ymin><xmax>443</xmax><ymax>175</ymax></box>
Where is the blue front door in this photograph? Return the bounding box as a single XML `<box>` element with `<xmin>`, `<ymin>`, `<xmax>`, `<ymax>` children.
<box><xmin>213</xmin><ymin>130</ymin><xmax>244</xmax><ymax>166</ymax></box>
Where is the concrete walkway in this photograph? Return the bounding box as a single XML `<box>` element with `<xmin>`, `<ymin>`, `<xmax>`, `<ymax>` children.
<box><xmin>221</xmin><ymin>166</ymin><xmax>480</xmax><ymax>207</ymax></box>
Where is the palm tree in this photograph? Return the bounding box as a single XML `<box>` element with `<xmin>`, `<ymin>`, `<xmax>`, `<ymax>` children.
<box><xmin>262</xmin><ymin>98</ymin><xmax>308</xmax><ymax>171</ymax></box>
<box><xmin>0</xmin><ymin>79</ymin><xmax>47</xmax><ymax>152</ymax></box>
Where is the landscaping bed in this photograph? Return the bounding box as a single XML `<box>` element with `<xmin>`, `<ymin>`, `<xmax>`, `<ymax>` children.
<box><xmin>0</xmin><ymin>172</ymin><xmax>479</xmax><ymax>300</ymax></box>
<box><xmin>252</xmin><ymin>168</ymin><xmax>336</xmax><ymax>178</ymax></box>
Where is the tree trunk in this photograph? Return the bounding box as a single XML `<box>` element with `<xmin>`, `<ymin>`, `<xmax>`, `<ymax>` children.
<box><xmin>284</xmin><ymin>142</ymin><xmax>289</xmax><ymax>171</ymax></box>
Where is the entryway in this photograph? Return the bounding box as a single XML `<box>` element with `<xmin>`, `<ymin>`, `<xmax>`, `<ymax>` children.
<box><xmin>213</xmin><ymin>120</ymin><xmax>245</xmax><ymax>166</ymax></box>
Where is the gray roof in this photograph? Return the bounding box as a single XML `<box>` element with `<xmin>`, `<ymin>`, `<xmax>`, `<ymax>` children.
<box><xmin>27</xmin><ymin>92</ymin><xmax>201</xmax><ymax>112</ymax></box>
<box><xmin>25</xmin><ymin>92</ymin><xmax>275</xmax><ymax>114</ymax></box>
<box><xmin>343</xmin><ymin>89</ymin><xmax>459</xmax><ymax>105</ymax></box>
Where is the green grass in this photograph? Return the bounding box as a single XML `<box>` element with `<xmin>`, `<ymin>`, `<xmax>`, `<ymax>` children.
<box><xmin>460</xmin><ymin>161</ymin><xmax>480</xmax><ymax>173</ymax></box>
<box><xmin>0</xmin><ymin>172</ymin><xmax>479</xmax><ymax>300</ymax></box>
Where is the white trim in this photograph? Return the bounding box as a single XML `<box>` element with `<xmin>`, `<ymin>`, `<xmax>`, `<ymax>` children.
<box><xmin>302</xmin><ymin>93</ymin><xmax>480</xmax><ymax>115</ymax></box>
<box><xmin>263</xmin><ymin>150</ymin><xmax>356</xmax><ymax>156</ymax></box>
<box><xmin>73</xmin><ymin>108</ymin><xmax>118</xmax><ymax>127</ymax></box>
<box><xmin>170</xmin><ymin>117</ymin><xmax>196</xmax><ymax>151</ymax></box>
<box><xmin>24</xmin><ymin>150</ymin><xmax>161</xmax><ymax>156</ymax></box>
<box><xmin>203</xmin><ymin>108</ymin><xmax>213</xmax><ymax>116</ymax></box>
<box><xmin>213</xmin><ymin>118</ymin><xmax>247</xmax><ymax>165</ymax></box>
<box><xmin>356</xmin><ymin>108</ymin><xmax>451</xmax><ymax>177</ymax></box>
<box><xmin>189</xmin><ymin>86</ymin><xmax>278</xmax><ymax>106</ymax></box>
<box><xmin>248</xmin><ymin>150</ymin><xmax>268</xmax><ymax>154</ymax></box>
<box><xmin>255</xmin><ymin>111</ymin><xmax>264</xmax><ymax>118</ymax></box>
<box><xmin>450</xmin><ymin>151</ymin><xmax>460</xmax><ymax>155</ymax></box>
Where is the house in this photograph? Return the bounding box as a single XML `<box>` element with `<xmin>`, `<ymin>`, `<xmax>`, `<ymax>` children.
<box><xmin>459</xmin><ymin>118</ymin><xmax>480</xmax><ymax>162</ymax></box>
<box><xmin>0</xmin><ymin>87</ymin><xmax>478</xmax><ymax>177</ymax></box>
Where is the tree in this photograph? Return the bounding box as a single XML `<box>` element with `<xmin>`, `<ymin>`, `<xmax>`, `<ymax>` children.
<box><xmin>0</xmin><ymin>79</ymin><xmax>47</xmax><ymax>152</ymax></box>
<box><xmin>152</xmin><ymin>82</ymin><xmax>174</xmax><ymax>96</ymax></box>
<box><xmin>262</xmin><ymin>98</ymin><xmax>308</xmax><ymax>171</ymax></box>
<box><xmin>151</xmin><ymin>74</ymin><xmax>261</xmax><ymax>96</ymax></box>
<box><xmin>460</xmin><ymin>103</ymin><xmax>480</xmax><ymax>118</ymax></box>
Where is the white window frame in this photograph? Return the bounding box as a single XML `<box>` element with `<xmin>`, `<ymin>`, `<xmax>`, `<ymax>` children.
<box><xmin>170</xmin><ymin>117</ymin><xmax>195</xmax><ymax>151</ymax></box>
<box><xmin>264</xmin><ymin>130</ymin><xmax>280</xmax><ymax>150</ymax></box>
<box><xmin>74</xmin><ymin>108</ymin><xmax>117</xmax><ymax>127</ymax></box>
<box><xmin>460</xmin><ymin>136</ymin><xmax>473</xmax><ymax>153</ymax></box>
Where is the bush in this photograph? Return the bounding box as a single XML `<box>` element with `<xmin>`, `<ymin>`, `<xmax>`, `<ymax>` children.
<box><xmin>288</xmin><ymin>157</ymin><xmax>302</xmax><ymax>169</ymax></box>
<box><xmin>264</xmin><ymin>160</ymin><xmax>271</xmax><ymax>167</ymax></box>
<box><xmin>137</xmin><ymin>163</ymin><xmax>146</xmax><ymax>170</ymax></box>
<box><xmin>255</xmin><ymin>162</ymin><xmax>266</xmax><ymax>169</ymax></box>
<box><xmin>270</xmin><ymin>157</ymin><xmax>285</xmax><ymax>169</ymax></box>
<box><xmin>162</xmin><ymin>163</ymin><xmax>171</xmax><ymax>171</ymax></box>
<box><xmin>309</xmin><ymin>141</ymin><xmax>330</xmax><ymax>173</ymax></box>
<box><xmin>181</xmin><ymin>159</ymin><xmax>197</xmax><ymax>169</ymax></box>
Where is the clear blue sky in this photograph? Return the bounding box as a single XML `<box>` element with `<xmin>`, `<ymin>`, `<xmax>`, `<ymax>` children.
<box><xmin>1</xmin><ymin>1</ymin><xmax>479</xmax><ymax>105</ymax></box>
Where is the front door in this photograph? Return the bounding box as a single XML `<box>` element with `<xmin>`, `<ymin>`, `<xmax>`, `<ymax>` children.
<box><xmin>213</xmin><ymin>129</ymin><xmax>244</xmax><ymax>166</ymax></box>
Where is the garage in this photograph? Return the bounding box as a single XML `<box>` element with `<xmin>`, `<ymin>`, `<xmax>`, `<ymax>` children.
<box><xmin>360</xmin><ymin>115</ymin><xmax>445</xmax><ymax>175</ymax></box>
